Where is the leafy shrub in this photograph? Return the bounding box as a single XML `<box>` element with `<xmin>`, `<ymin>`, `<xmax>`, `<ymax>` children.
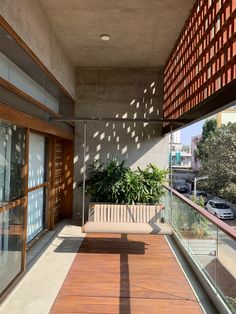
<box><xmin>84</xmin><ymin>159</ymin><xmax>168</xmax><ymax>204</ymax></box>
<box><xmin>173</xmin><ymin>195</ymin><xmax>208</xmax><ymax>238</ymax></box>
<box><xmin>189</xmin><ymin>196</ymin><xmax>208</xmax><ymax>238</ymax></box>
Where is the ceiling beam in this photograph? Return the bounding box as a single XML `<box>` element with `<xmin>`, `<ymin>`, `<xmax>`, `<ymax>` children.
<box><xmin>50</xmin><ymin>116</ymin><xmax>189</xmax><ymax>125</ymax></box>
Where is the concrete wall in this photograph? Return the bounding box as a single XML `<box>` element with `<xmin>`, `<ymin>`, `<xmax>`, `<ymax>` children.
<box><xmin>0</xmin><ymin>0</ymin><xmax>75</xmax><ymax>98</ymax></box>
<box><xmin>73</xmin><ymin>67</ymin><xmax>169</xmax><ymax>220</ymax></box>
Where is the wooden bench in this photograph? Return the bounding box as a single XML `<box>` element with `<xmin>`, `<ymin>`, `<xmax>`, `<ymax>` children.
<box><xmin>82</xmin><ymin>203</ymin><xmax>172</xmax><ymax>234</ymax></box>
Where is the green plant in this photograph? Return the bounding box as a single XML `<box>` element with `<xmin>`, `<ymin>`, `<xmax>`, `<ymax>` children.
<box><xmin>190</xmin><ymin>195</ymin><xmax>209</xmax><ymax>238</ymax></box>
<box><xmin>84</xmin><ymin>159</ymin><xmax>168</xmax><ymax>204</ymax></box>
<box><xmin>173</xmin><ymin>196</ymin><xmax>209</xmax><ymax>238</ymax></box>
<box><xmin>85</xmin><ymin>159</ymin><xmax>128</xmax><ymax>203</ymax></box>
<box><xmin>191</xmin><ymin>219</ymin><xmax>208</xmax><ymax>238</ymax></box>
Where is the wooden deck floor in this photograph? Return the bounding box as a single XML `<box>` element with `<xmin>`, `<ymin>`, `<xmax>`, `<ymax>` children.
<box><xmin>50</xmin><ymin>234</ymin><xmax>203</xmax><ymax>314</ymax></box>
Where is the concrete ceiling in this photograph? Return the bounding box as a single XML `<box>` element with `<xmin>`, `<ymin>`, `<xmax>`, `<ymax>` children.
<box><xmin>40</xmin><ymin>0</ymin><xmax>195</xmax><ymax>67</ymax></box>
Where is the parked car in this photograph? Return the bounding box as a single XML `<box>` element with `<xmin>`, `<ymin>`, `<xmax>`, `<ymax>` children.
<box><xmin>173</xmin><ymin>182</ymin><xmax>188</xmax><ymax>193</ymax></box>
<box><xmin>205</xmin><ymin>200</ymin><xmax>234</xmax><ymax>219</ymax></box>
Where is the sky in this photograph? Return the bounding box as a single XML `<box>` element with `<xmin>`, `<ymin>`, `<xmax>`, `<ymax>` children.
<box><xmin>180</xmin><ymin>120</ymin><xmax>204</xmax><ymax>145</ymax></box>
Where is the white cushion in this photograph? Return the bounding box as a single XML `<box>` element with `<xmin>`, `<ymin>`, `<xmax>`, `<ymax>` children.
<box><xmin>83</xmin><ymin>222</ymin><xmax>172</xmax><ymax>235</ymax></box>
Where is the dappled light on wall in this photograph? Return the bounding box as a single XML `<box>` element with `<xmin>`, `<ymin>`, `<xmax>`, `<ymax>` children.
<box><xmin>76</xmin><ymin>78</ymin><xmax>164</xmax><ymax>176</ymax></box>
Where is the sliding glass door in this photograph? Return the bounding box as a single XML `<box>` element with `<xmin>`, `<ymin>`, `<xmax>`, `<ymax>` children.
<box><xmin>27</xmin><ymin>133</ymin><xmax>46</xmax><ymax>243</ymax></box>
<box><xmin>0</xmin><ymin>121</ymin><xmax>26</xmax><ymax>295</ymax></box>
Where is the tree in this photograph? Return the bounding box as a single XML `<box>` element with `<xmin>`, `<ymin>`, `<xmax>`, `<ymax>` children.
<box><xmin>199</xmin><ymin>123</ymin><xmax>236</xmax><ymax>203</ymax></box>
<box><xmin>195</xmin><ymin>119</ymin><xmax>217</xmax><ymax>161</ymax></box>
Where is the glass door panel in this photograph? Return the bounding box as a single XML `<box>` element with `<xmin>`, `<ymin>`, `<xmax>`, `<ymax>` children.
<box><xmin>28</xmin><ymin>133</ymin><xmax>45</xmax><ymax>188</ymax></box>
<box><xmin>27</xmin><ymin>188</ymin><xmax>44</xmax><ymax>243</ymax></box>
<box><xmin>0</xmin><ymin>205</ymin><xmax>24</xmax><ymax>294</ymax></box>
<box><xmin>0</xmin><ymin>121</ymin><xmax>26</xmax><ymax>296</ymax></box>
<box><xmin>27</xmin><ymin>133</ymin><xmax>45</xmax><ymax>243</ymax></box>
<box><xmin>0</xmin><ymin>122</ymin><xmax>25</xmax><ymax>203</ymax></box>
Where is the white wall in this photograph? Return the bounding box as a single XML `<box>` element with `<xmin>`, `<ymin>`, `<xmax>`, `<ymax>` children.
<box><xmin>221</xmin><ymin>111</ymin><xmax>236</xmax><ymax>125</ymax></box>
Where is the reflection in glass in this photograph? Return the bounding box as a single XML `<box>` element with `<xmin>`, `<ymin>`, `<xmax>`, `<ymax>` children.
<box><xmin>163</xmin><ymin>187</ymin><xmax>236</xmax><ymax>312</ymax></box>
<box><xmin>0</xmin><ymin>205</ymin><xmax>24</xmax><ymax>294</ymax></box>
<box><xmin>0</xmin><ymin>121</ymin><xmax>25</xmax><ymax>203</ymax></box>
<box><xmin>27</xmin><ymin>133</ymin><xmax>46</xmax><ymax>243</ymax></box>
<box><xmin>27</xmin><ymin>188</ymin><xmax>44</xmax><ymax>243</ymax></box>
<box><xmin>218</xmin><ymin>230</ymin><xmax>236</xmax><ymax>313</ymax></box>
<box><xmin>28</xmin><ymin>133</ymin><xmax>45</xmax><ymax>189</ymax></box>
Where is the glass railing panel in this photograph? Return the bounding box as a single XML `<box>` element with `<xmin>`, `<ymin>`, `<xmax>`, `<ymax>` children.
<box><xmin>217</xmin><ymin>229</ymin><xmax>236</xmax><ymax>313</ymax></box>
<box><xmin>162</xmin><ymin>189</ymin><xmax>172</xmax><ymax>222</ymax></box>
<box><xmin>0</xmin><ymin>204</ymin><xmax>24</xmax><ymax>294</ymax></box>
<box><xmin>163</xmin><ymin>186</ymin><xmax>236</xmax><ymax>312</ymax></box>
<box><xmin>170</xmin><ymin>192</ymin><xmax>218</xmax><ymax>288</ymax></box>
<box><xmin>187</xmin><ymin>217</ymin><xmax>218</xmax><ymax>290</ymax></box>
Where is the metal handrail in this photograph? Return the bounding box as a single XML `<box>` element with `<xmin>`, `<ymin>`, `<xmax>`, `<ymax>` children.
<box><xmin>164</xmin><ymin>185</ymin><xmax>236</xmax><ymax>241</ymax></box>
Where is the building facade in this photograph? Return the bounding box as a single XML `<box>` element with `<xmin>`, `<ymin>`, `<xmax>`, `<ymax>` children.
<box><xmin>216</xmin><ymin>104</ymin><xmax>236</xmax><ymax>126</ymax></box>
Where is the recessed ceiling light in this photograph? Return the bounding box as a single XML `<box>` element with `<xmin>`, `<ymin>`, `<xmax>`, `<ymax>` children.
<box><xmin>100</xmin><ymin>34</ymin><xmax>111</xmax><ymax>41</ymax></box>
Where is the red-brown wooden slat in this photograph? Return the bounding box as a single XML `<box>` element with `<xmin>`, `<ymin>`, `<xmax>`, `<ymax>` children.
<box><xmin>53</xmin><ymin>140</ymin><xmax>64</xmax><ymax>224</ymax></box>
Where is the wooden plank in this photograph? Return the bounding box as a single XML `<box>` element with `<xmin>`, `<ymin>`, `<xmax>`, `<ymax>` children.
<box><xmin>0</xmin><ymin>197</ymin><xmax>26</xmax><ymax>213</ymax></box>
<box><xmin>62</xmin><ymin>140</ymin><xmax>73</xmax><ymax>219</ymax></box>
<box><xmin>21</xmin><ymin>128</ymin><xmax>29</xmax><ymax>271</ymax></box>
<box><xmin>0</xmin><ymin>102</ymin><xmax>73</xmax><ymax>140</ymax></box>
<box><xmin>28</xmin><ymin>182</ymin><xmax>49</xmax><ymax>193</ymax></box>
<box><xmin>50</xmin><ymin>234</ymin><xmax>203</xmax><ymax>314</ymax></box>
<box><xmin>45</xmin><ymin>136</ymin><xmax>52</xmax><ymax>231</ymax></box>
<box><xmin>53</xmin><ymin>139</ymin><xmax>64</xmax><ymax>224</ymax></box>
<box><xmin>49</xmin><ymin>137</ymin><xmax>56</xmax><ymax>230</ymax></box>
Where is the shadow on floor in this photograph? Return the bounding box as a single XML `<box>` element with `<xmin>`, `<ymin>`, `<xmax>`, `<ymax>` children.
<box><xmin>120</xmin><ymin>234</ymin><xmax>131</xmax><ymax>314</ymax></box>
<box><xmin>204</xmin><ymin>258</ymin><xmax>236</xmax><ymax>299</ymax></box>
<box><xmin>54</xmin><ymin>236</ymin><xmax>84</xmax><ymax>253</ymax></box>
<box><xmin>79</xmin><ymin>234</ymin><xmax>146</xmax><ymax>314</ymax></box>
<box><xmin>78</xmin><ymin>236</ymin><xmax>146</xmax><ymax>255</ymax></box>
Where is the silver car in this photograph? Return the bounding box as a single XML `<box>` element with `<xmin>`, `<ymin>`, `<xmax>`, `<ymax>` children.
<box><xmin>205</xmin><ymin>200</ymin><xmax>234</xmax><ymax>220</ymax></box>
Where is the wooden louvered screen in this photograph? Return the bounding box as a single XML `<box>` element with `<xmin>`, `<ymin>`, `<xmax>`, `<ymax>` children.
<box><xmin>54</xmin><ymin>140</ymin><xmax>64</xmax><ymax>224</ymax></box>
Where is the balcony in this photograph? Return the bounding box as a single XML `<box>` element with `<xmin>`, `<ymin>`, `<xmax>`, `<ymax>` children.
<box><xmin>1</xmin><ymin>187</ymin><xmax>235</xmax><ymax>314</ymax></box>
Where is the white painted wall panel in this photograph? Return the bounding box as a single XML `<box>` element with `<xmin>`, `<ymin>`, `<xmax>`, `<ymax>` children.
<box><xmin>0</xmin><ymin>52</ymin><xmax>59</xmax><ymax>113</ymax></box>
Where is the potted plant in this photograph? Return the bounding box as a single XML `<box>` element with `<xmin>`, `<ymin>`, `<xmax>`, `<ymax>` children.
<box><xmin>82</xmin><ymin>158</ymin><xmax>169</xmax><ymax>230</ymax></box>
